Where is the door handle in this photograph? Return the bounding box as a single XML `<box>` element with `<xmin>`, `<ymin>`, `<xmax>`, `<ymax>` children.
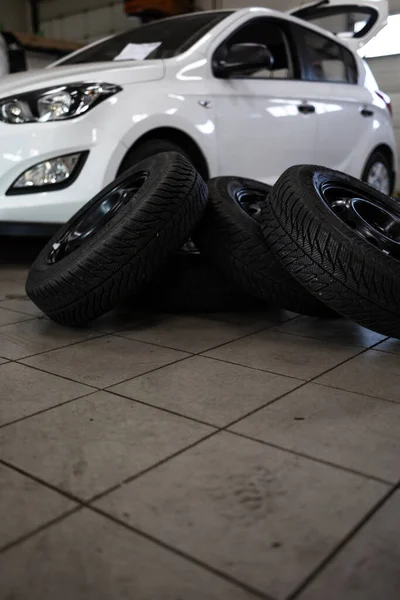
<box><xmin>298</xmin><ymin>103</ymin><xmax>315</xmax><ymax>115</ymax></box>
<box><xmin>361</xmin><ymin>107</ymin><xmax>374</xmax><ymax>117</ymax></box>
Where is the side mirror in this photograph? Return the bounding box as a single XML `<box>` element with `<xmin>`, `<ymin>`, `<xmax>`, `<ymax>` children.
<box><xmin>214</xmin><ymin>42</ymin><xmax>274</xmax><ymax>78</ymax></box>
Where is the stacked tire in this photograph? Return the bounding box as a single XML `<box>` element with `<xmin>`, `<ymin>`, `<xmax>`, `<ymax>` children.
<box><xmin>26</xmin><ymin>152</ymin><xmax>400</xmax><ymax>338</ymax></box>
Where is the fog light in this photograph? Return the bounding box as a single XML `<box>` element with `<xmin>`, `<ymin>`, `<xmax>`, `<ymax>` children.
<box><xmin>8</xmin><ymin>152</ymin><xmax>87</xmax><ymax>194</ymax></box>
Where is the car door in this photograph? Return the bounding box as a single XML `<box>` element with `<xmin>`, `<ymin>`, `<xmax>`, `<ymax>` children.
<box><xmin>291</xmin><ymin>22</ymin><xmax>376</xmax><ymax>177</ymax></box>
<box><xmin>208</xmin><ymin>17</ymin><xmax>318</xmax><ymax>185</ymax></box>
<box><xmin>289</xmin><ymin>0</ymin><xmax>388</xmax><ymax>53</ymax></box>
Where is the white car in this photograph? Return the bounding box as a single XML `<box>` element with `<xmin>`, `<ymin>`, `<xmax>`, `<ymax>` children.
<box><xmin>0</xmin><ymin>0</ymin><xmax>395</xmax><ymax>234</ymax></box>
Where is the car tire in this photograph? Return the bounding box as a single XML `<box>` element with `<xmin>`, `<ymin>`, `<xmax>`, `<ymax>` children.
<box><xmin>362</xmin><ymin>150</ymin><xmax>392</xmax><ymax>196</ymax></box>
<box><xmin>261</xmin><ymin>164</ymin><xmax>400</xmax><ymax>337</ymax></box>
<box><xmin>193</xmin><ymin>176</ymin><xmax>335</xmax><ymax>317</ymax></box>
<box><xmin>139</xmin><ymin>248</ymin><xmax>265</xmax><ymax>313</ymax></box>
<box><xmin>26</xmin><ymin>152</ymin><xmax>208</xmax><ymax>326</ymax></box>
<box><xmin>118</xmin><ymin>138</ymin><xmax>207</xmax><ymax>179</ymax></box>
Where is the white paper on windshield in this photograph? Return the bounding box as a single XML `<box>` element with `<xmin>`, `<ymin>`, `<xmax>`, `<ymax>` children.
<box><xmin>113</xmin><ymin>42</ymin><xmax>161</xmax><ymax>61</ymax></box>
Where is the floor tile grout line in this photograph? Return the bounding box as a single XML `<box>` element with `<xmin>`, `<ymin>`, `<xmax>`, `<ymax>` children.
<box><xmin>106</xmin><ymin>387</ymin><xmax>219</xmax><ymax>429</ymax></box>
<box><xmin>210</xmin><ymin>339</ymin><xmax>399</xmax><ymax>483</ymax></box>
<box><xmin>2</xmin><ymin>306</ymin><xmax>398</xmax><ymax>592</ymax></box>
<box><xmin>88</xmin><ymin>504</ymin><xmax>276</xmax><ymax>600</ymax></box>
<box><xmin>286</xmin><ymin>481</ymin><xmax>400</xmax><ymax>600</ymax></box>
<box><xmin>100</xmin><ymin>353</ymin><xmax>195</xmax><ymax>389</ymax></box>
<box><xmin>227</xmin><ymin>430</ymin><xmax>392</xmax><ymax>486</ymax></box>
<box><xmin>0</xmin><ymin>478</ymin><xmax>272</xmax><ymax>600</ymax></box>
<box><xmin>4</xmin><ymin>376</ymin><xmax>390</xmax><ymax>513</ymax></box>
<box><xmin>0</xmin><ymin>448</ymin><xmax>274</xmax><ymax>600</ymax></box>
<box><xmin>218</xmin><ymin>344</ymin><xmax>374</xmax><ymax>432</ymax></box>
<box><xmin>107</xmin><ymin>311</ymin><xmax>299</xmax><ymax>357</ymax></box>
<box><xmin>192</xmin><ymin>324</ymin><xmax>277</xmax><ymax>354</ymax></box>
<box><xmin>0</xmin><ymin>430</ymin><xmax>220</xmax><ymax>528</ymax></box>
<box><xmin>2</xmin><ymin>312</ymin><xmax>312</xmax><ymax>369</ymax></box>
<box><xmin>112</xmin><ymin>323</ymin><xmax>271</xmax><ymax>356</ymax></box>
<box><xmin>13</xmin><ymin>359</ymin><xmax>104</xmax><ymax>389</ymax></box>
<box><xmin>266</xmin><ymin>326</ymin><xmax>389</xmax><ymax>349</ymax></box>
<box><xmin>0</xmin><ymin>389</ymin><xmax>99</xmax><ymax>430</ymax></box>
<box><xmin>306</xmin><ymin>334</ymin><xmax>398</xmax><ymax>387</ymax></box>
<box><xmin>373</xmin><ymin>347</ymin><xmax>400</xmax><ymax>357</ymax></box>
<box><xmin>0</xmin><ymin>433</ymin><xmax>228</xmax><ymax>558</ymax></box>
<box><xmin>199</xmin><ymin>354</ymin><xmax>309</xmax><ymax>382</ymax></box>
<box><xmin>295</xmin><ymin>346</ymin><xmax>368</xmax><ymax>382</ymax></box>
<box><xmin>110</xmin><ymin>333</ymin><xmax>196</xmax><ymax>354</ymax></box>
<box><xmin>0</xmin><ymin>304</ymin><xmax>36</xmax><ymax>315</ymax></box>
<box><xmin>0</xmin><ymin>316</ymin><xmax>37</xmax><ymax>328</ymax></box>
<box><xmin>105</xmin><ymin>310</ymin><xmax>297</xmax><ymax>338</ymax></box>
<box><xmin>219</xmin><ymin>382</ymin><xmax>309</xmax><ymax>429</ymax></box>
<box><xmin>16</xmin><ymin>351</ymin><xmax>194</xmax><ymax>390</ymax></box>
<box><xmin>89</xmin><ymin>429</ymin><xmax>221</xmax><ymax>503</ymax></box>
<box><xmin>0</xmin><ymin>458</ymin><xmax>88</xmax><ymax>506</ymax></box>
<box><xmin>5</xmin><ymin>356</ymin><xmax>224</xmax><ymax>431</ymax></box>
<box><xmin>3</xmin><ymin>334</ymin><xmax>383</xmax><ymax>497</ymax></box>
<box><xmin>198</xmin><ymin>311</ymin><xmax>300</xmax><ymax>327</ymax></box>
<box><xmin>199</xmin><ymin>322</ymin><xmax>390</xmax><ymax>385</ymax></box>
<box><xmin>0</xmin><ymin>302</ymin><xmax>40</xmax><ymax>318</ymax></box>
<box><xmin>314</xmin><ymin>380</ymin><xmax>400</xmax><ymax>406</ymax></box>
<box><xmin>0</xmin><ymin>507</ymin><xmax>81</xmax><ymax>555</ymax></box>
<box><xmin>7</xmin><ymin>330</ymin><xmax>108</xmax><ymax>362</ymax></box>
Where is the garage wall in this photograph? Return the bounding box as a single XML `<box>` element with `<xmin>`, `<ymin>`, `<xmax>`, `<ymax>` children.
<box><xmin>0</xmin><ymin>0</ymin><xmax>30</xmax><ymax>31</ymax></box>
<box><xmin>38</xmin><ymin>0</ymin><xmax>300</xmax><ymax>42</ymax></box>
<box><xmin>39</xmin><ymin>1</ymin><xmax>138</xmax><ymax>44</ymax></box>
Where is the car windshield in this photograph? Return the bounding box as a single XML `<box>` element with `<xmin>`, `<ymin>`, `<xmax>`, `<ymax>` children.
<box><xmin>56</xmin><ymin>11</ymin><xmax>232</xmax><ymax>66</ymax></box>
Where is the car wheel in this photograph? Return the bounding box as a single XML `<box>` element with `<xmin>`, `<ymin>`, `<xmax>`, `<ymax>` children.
<box><xmin>193</xmin><ymin>176</ymin><xmax>336</xmax><ymax>317</ymax></box>
<box><xmin>26</xmin><ymin>152</ymin><xmax>208</xmax><ymax>326</ymax></box>
<box><xmin>362</xmin><ymin>150</ymin><xmax>392</xmax><ymax>195</ymax></box>
<box><xmin>261</xmin><ymin>164</ymin><xmax>400</xmax><ymax>337</ymax></box>
<box><xmin>139</xmin><ymin>247</ymin><xmax>265</xmax><ymax>313</ymax></box>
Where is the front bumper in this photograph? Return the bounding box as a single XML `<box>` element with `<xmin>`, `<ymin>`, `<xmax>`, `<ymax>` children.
<box><xmin>0</xmin><ymin>117</ymin><xmax>126</xmax><ymax>225</ymax></box>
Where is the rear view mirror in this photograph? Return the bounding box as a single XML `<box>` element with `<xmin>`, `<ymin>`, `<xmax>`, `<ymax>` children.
<box><xmin>214</xmin><ymin>42</ymin><xmax>274</xmax><ymax>77</ymax></box>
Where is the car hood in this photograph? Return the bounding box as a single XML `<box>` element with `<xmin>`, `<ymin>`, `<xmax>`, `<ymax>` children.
<box><xmin>0</xmin><ymin>60</ymin><xmax>165</xmax><ymax>97</ymax></box>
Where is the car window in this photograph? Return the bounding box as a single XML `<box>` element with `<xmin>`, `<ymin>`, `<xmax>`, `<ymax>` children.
<box><xmin>299</xmin><ymin>28</ymin><xmax>358</xmax><ymax>84</ymax></box>
<box><xmin>56</xmin><ymin>11</ymin><xmax>232</xmax><ymax>65</ymax></box>
<box><xmin>214</xmin><ymin>19</ymin><xmax>294</xmax><ymax>80</ymax></box>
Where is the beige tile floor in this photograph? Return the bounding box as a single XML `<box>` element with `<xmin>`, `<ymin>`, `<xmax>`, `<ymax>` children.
<box><xmin>1</xmin><ymin>239</ymin><xmax>400</xmax><ymax>600</ymax></box>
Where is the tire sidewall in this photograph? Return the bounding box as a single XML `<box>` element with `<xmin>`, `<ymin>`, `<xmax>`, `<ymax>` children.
<box><xmin>28</xmin><ymin>153</ymin><xmax>181</xmax><ymax>282</ymax></box>
<box><xmin>26</xmin><ymin>152</ymin><xmax>207</xmax><ymax>318</ymax></box>
<box><xmin>268</xmin><ymin>164</ymin><xmax>400</xmax><ymax>310</ymax></box>
<box><xmin>197</xmin><ymin>176</ymin><xmax>271</xmax><ymax>247</ymax></box>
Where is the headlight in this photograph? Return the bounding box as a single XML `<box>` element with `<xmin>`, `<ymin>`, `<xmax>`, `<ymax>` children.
<box><xmin>0</xmin><ymin>82</ymin><xmax>121</xmax><ymax>124</ymax></box>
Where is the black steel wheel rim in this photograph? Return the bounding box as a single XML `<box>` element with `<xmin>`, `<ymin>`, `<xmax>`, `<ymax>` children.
<box><xmin>235</xmin><ymin>188</ymin><xmax>266</xmax><ymax>221</ymax></box>
<box><xmin>47</xmin><ymin>171</ymin><xmax>148</xmax><ymax>264</ymax></box>
<box><xmin>320</xmin><ymin>181</ymin><xmax>400</xmax><ymax>261</ymax></box>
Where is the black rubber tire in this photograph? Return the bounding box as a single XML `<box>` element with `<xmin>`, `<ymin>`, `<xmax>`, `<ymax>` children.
<box><xmin>26</xmin><ymin>152</ymin><xmax>208</xmax><ymax>326</ymax></box>
<box><xmin>193</xmin><ymin>176</ymin><xmax>335</xmax><ymax>317</ymax></box>
<box><xmin>139</xmin><ymin>250</ymin><xmax>266</xmax><ymax>313</ymax></box>
<box><xmin>260</xmin><ymin>164</ymin><xmax>400</xmax><ymax>337</ymax></box>
<box><xmin>362</xmin><ymin>150</ymin><xmax>393</xmax><ymax>195</ymax></box>
<box><xmin>118</xmin><ymin>138</ymin><xmax>207</xmax><ymax>180</ymax></box>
